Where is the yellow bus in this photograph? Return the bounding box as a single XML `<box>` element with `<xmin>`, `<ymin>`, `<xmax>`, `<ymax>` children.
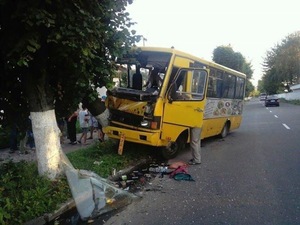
<box><xmin>103</xmin><ymin>47</ymin><xmax>246</xmax><ymax>158</ymax></box>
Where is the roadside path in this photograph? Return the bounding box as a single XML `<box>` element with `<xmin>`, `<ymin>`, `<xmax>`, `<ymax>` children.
<box><xmin>0</xmin><ymin>133</ymin><xmax>100</xmax><ymax>163</ymax></box>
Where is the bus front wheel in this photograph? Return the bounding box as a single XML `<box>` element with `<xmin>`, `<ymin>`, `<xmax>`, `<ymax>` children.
<box><xmin>220</xmin><ymin>122</ymin><xmax>230</xmax><ymax>138</ymax></box>
<box><xmin>161</xmin><ymin>136</ymin><xmax>185</xmax><ymax>159</ymax></box>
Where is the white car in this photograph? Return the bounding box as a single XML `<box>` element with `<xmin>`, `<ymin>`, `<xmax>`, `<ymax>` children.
<box><xmin>259</xmin><ymin>93</ymin><xmax>267</xmax><ymax>101</ymax></box>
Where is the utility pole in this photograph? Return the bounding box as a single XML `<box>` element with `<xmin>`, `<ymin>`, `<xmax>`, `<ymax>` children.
<box><xmin>142</xmin><ymin>36</ymin><xmax>147</xmax><ymax>46</ymax></box>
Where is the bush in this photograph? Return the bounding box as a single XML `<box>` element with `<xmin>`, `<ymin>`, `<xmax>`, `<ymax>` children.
<box><xmin>0</xmin><ymin>127</ymin><xmax>10</xmax><ymax>149</ymax></box>
<box><xmin>0</xmin><ymin>161</ymin><xmax>71</xmax><ymax>225</ymax></box>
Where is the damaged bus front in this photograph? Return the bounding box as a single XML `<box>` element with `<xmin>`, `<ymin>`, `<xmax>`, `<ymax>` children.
<box><xmin>104</xmin><ymin>47</ymin><xmax>209</xmax><ymax>159</ymax></box>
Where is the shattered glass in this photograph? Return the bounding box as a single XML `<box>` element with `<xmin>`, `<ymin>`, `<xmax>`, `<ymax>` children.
<box><xmin>60</xmin><ymin>150</ymin><xmax>139</xmax><ymax>221</ymax></box>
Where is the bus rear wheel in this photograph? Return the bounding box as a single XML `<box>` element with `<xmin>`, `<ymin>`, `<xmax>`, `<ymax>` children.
<box><xmin>161</xmin><ymin>136</ymin><xmax>185</xmax><ymax>159</ymax></box>
<box><xmin>220</xmin><ymin>122</ymin><xmax>230</xmax><ymax>138</ymax></box>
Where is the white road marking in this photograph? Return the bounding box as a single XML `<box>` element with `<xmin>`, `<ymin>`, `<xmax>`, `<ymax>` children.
<box><xmin>274</xmin><ymin>115</ymin><xmax>278</xmax><ymax>118</ymax></box>
<box><xmin>282</xmin><ymin>123</ymin><xmax>291</xmax><ymax>130</ymax></box>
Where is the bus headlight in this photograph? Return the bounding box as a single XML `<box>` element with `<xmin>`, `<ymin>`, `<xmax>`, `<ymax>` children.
<box><xmin>141</xmin><ymin>120</ymin><xmax>158</xmax><ymax>129</ymax></box>
<box><xmin>141</xmin><ymin>120</ymin><xmax>149</xmax><ymax>127</ymax></box>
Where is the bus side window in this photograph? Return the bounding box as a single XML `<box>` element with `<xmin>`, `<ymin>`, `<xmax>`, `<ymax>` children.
<box><xmin>216</xmin><ymin>70</ymin><xmax>223</xmax><ymax>98</ymax></box>
<box><xmin>207</xmin><ymin>69</ymin><xmax>216</xmax><ymax>97</ymax></box>
<box><xmin>235</xmin><ymin>77</ymin><xmax>245</xmax><ymax>99</ymax></box>
<box><xmin>222</xmin><ymin>73</ymin><xmax>236</xmax><ymax>98</ymax></box>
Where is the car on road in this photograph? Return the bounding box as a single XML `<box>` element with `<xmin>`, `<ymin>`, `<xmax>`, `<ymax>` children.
<box><xmin>259</xmin><ymin>93</ymin><xmax>267</xmax><ymax>101</ymax></box>
<box><xmin>265</xmin><ymin>95</ymin><xmax>280</xmax><ymax>107</ymax></box>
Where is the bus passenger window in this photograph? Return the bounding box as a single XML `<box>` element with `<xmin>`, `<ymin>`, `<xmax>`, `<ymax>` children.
<box><xmin>235</xmin><ymin>77</ymin><xmax>245</xmax><ymax>99</ymax></box>
<box><xmin>216</xmin><ymin>71</ymin><xmax>223</xmax><ymax>98</ymax></box>
<box><xmin>207</xmin><ymin>69</ymin><xmax>217</xmax><ymax>97</ymax></box>
<box><xmin>222</xmin><ymin>73</ymin><xmax>235</xmax><ymax>98</ymax></box>
<box><xmin>207</xmin><ymin>77</ymin><xmax>215</xmax><ymax>97</ymax></box>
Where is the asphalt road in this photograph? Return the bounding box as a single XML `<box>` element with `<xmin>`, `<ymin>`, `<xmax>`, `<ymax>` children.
<box><xmin>102</xmin><ymin>99</ymin><xmax>300</xmax><ymax>225</ymax></box>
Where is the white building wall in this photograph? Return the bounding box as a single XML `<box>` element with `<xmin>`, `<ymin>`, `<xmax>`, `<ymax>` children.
<box><xmin>277</xmin><ymin>84</ymin><xmax>300</xmax><ymax>100</ymax></box>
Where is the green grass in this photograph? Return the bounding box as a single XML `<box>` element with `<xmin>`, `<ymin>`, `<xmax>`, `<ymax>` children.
<box><xmin>0</xmin><ymin>139</ymin><xmax>157</xmax><ymax>225</ymax></box>
<box><xmin>68</xmin><ymin>139</ymin><xmax>156</xmax><ymax>177</ymax></box>
<box><xmin>0</xmin><ymin>161</ymin><xmax>71</xmax><ymax>225</ymax></box>
<box><xmin>280</xmin><ymin>98</ymin><xmax>300</xmax><ymax>105</ymax></box>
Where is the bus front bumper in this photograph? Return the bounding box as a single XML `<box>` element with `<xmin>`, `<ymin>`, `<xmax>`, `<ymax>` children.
<box><xmin>103</xmin><ymin>126</ymin><xmax>163</xmax><ymax>146</ymax></box>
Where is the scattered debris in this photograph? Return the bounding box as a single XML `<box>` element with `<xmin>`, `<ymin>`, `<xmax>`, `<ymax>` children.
<box><xmin>169</xmin><ymin>164</ymin><xmax>195</xmax><ymax>181</ymax></box>
<box><xmin>58</xmin><ymin>151</ymin><xmax>195</xmax><ymax>224</ymax></box>
<box><xmin>60</xmin><ymin>150</ymin><xmax>139</xmax><ymax>221</ymax></box>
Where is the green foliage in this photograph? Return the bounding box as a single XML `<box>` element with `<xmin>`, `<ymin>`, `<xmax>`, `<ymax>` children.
<box><xmin>0</xmin><ymin>161</ymin><xmax>71</xmax><ymax>225</ymax></box>
<box><xmin>0</xmin><ymin>127</ymin><xmax>10</xmax><ymax>149</ymax></box>
<box><xmin>212</xmin><ymin>45</ymin><xmax>253</xmax><ymax>80</ymax></box>
<box><xmin>0</xmin><ymin>0</ymin><xmax>141</xmax><ymax>127</ymax></box>
<box><xmin>0</xmin><ymin>0</ymin><xmax>141</xmax><ymax>179</ymax></box>
<box><xmin>257</xmin><ymin>79</ymin><xmax>264</xmax><ymax>93</ymax></box>
<box><xmin>245</xmin><ymin>80</ymin><xmax>255</xmax><ymax>97</ymax></box>
<box><xmin>212</xmin><ymin>45</ymin><xmax>254</xmax><ymax>96</ymax></box>
<box><xmin>262</xmin><ymin>31</ymin><xmax>300</xmax><ymax>94</ymax></box>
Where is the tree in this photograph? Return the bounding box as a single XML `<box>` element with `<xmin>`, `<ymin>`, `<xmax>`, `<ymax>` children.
<box><xmin>0</xmin><ymin>0</ymin><xmax>140</xmax><ymax>179</ymax></box>
<box><xmin>257</xmin><ymin>79</ymin><xmax>265</xmax><ymax>93</ymax></box>
<box><xmin>245</xmin><ymin>80</ymin><xmax>255</xmax><ymax>97</ymax></box>
<box><xmin>212</xmin><ymin>45</ymin><xmax>254</xmax><ymax>96</ymax></box>
<box><xmin>262</xmin><ymin>31</ymin><xmax>300</xmax><ymax>93</ymax></box>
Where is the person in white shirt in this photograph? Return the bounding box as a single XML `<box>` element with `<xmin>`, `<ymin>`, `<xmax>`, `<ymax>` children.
<box><xmin>78</xmin><ymin>105</ymin><xmax>90</xmax><ymax>145</ymax></box>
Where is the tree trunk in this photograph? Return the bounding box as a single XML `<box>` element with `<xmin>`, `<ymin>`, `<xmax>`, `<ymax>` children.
<box><xmin>31</xmin><ymin>109</ymin><xmax>62</xmax><ymax>180</ymax></box>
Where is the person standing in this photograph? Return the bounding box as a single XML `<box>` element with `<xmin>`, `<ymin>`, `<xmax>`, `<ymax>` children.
<box><xmin>87</xmin><ymin>112</ymin><xmax>95</xmax><ymax>140</ymax></box>
<box><xmin>26</xmin><ymin>116</ymin><xmax>35</xmax><ymax>150</ymax></box>
<box><xmin>97</xmin><ymin>121</ymin><xmax>105</xmax><ymax>142</ymax></box>
<box><xmin>9</xmin><ymin>123</ymin><xmax>19</xmax><ymax>153</ymax></box>
<box><xmin>67</xmin><ymin>110</ymin><xmax>78</xmax><ymax>145</ymax></box>
<box><xmin>188</xmin><ymin>127</ymin><xmax>202</xmax><ymax>165</ymax></box>
<box><xmin>78</xmin><ymin>105</ymin><xmax>89</xmax><ymax>145</ymax></box>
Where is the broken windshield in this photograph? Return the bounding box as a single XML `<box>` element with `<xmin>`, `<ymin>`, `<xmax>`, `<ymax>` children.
<box><xmin>114</xmin><ymin>51</ymin><xmax>172</xmax><ymax>95</ymax></box>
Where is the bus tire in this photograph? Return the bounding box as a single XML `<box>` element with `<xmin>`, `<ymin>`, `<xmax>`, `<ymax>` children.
<box><xmin>220</xmin><ymin>122</ymin><xmax>230</xmax><ymax>138</ymax></box>
<box><xmin>161</xmin><ymin>135</ymin><xmax>185</xmax><ymax>159</ymax></box>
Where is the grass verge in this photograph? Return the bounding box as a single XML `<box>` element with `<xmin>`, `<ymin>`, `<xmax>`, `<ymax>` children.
<box><xmin>280</xmin><ymin>98</ymin><xmax>300</xmax><ymax>105</ymax></box>
<box><xmin>0</xmin><ymin>139</ymin><xmax>157</xmax><ymax>225</ymax></box>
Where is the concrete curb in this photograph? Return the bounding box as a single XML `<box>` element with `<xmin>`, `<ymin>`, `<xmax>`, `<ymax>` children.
<box><xmin>24</xmin><ymin>199</ymin><xmax>76</xmax><ymax>225</ymax></box>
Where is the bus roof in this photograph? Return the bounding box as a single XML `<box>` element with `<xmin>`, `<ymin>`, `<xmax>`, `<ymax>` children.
<box><xmin>132</xmin><ymin>46</ymin><xmax>247</xmax><ymax>78</ymax></box>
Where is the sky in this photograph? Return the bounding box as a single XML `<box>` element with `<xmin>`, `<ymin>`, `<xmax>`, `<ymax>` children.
<box><xmin>125</xmin><ymin>0</ymin><xmax>300</xmax><ymax>87</ymax></box>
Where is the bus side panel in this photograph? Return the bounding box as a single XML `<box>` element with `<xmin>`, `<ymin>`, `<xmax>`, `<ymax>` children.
<box><xmin>202</xmin><ymin>98</ymin><xmax>244</xmax><ymax>138</ymax></box>
<box><xmin>202</xmin><ymin>115</ymin><xmax>242</xmax><ymax>139</ymax></box>
<box><xmin>160</xmin><ymin>123</ymin><xmax>189</xmax><ymax>143</ymax></box>
<box><xmin>202</xmin><ymin>118</ymin><xmax>224</xmax><ymax>138</ymax></box>
<box><xmin>229</xmin><ymin>115</ymin><xmax>243</xmax><ymax>130</ymax></box>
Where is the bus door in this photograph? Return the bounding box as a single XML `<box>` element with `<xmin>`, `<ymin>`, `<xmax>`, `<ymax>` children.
<box><xmin>163</xmin><ymin>68</ymin><xmax>208</xmax><ymax>128</ymax></box>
